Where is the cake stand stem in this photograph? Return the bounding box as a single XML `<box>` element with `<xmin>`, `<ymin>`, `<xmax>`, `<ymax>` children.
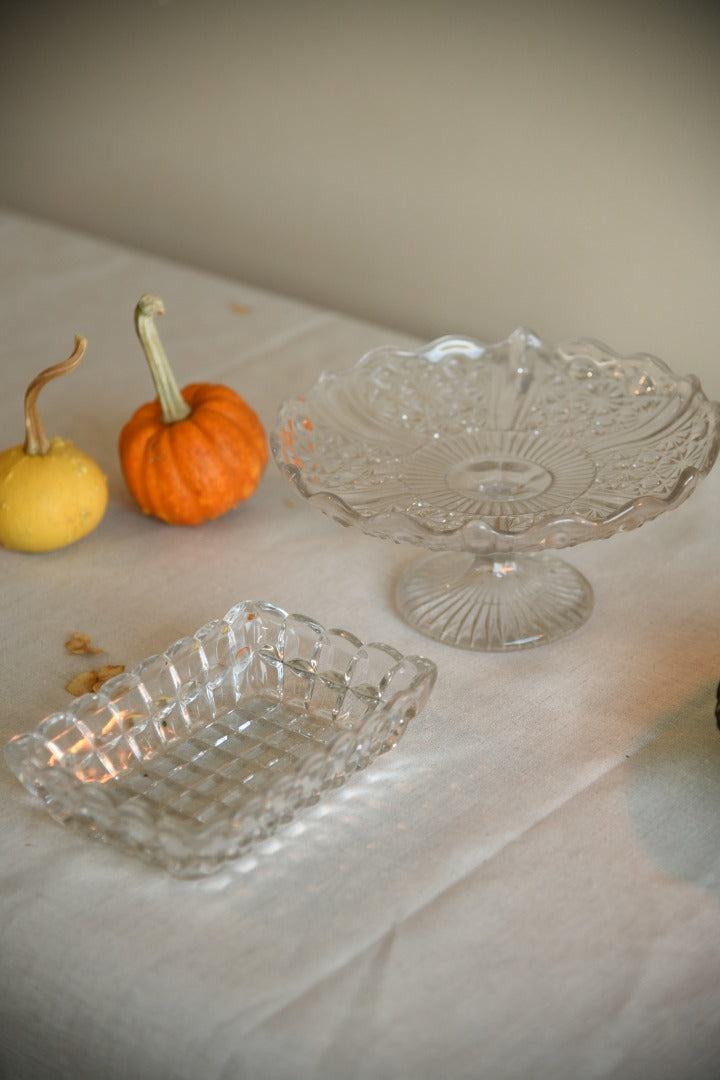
<box><xmin>395</xmin><ymin>550</ymin><xmax>594</xmax><ymax>651</ymax></box>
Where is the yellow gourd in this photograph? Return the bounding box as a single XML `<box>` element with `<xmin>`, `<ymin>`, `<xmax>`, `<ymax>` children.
<box><xmin>0</xmin><ymin>336</ymin><xmax>108</xmax><ymax>552</ymax></box>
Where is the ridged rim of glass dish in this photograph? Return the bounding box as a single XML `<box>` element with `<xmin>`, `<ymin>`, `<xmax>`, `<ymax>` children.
<box><xmin>271</xmin><ymin>329</ymin><xmax>720</xmax><ymax>554</ymax></box>
<box><xmin>5</xmin><ymin>601</ymin><xmax>437</xmax><ymax>876</ymax></box>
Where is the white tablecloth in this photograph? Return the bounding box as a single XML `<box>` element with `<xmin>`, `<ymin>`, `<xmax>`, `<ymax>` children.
<box><xmin>1</xmin><ymin>209</ymin><xmax>719</xmax><ymax>1080</ymax></box>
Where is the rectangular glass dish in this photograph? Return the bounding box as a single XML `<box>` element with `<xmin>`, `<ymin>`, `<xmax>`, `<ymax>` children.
<box><xmin>5</xmin><ymin>601</ymin><xmax>437</xmax><ymax>877</ymax></box>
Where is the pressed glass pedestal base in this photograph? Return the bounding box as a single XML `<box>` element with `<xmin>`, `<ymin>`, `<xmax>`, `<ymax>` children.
<box><xmin>396</xmin><ymin>551</ymin><xmax>594</xmax><ymax>651</ymax></box>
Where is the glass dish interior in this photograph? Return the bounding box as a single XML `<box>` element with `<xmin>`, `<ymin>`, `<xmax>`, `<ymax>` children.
<box><xmin>5</xmin><ymin>601</ymin><xmax>437</xmax><ymax>877</ymax></box>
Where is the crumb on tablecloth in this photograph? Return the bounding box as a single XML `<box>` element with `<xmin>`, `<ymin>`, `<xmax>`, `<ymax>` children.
<box><xmin>65</xmin><ymin>632</ymin><xmax>105</xmax><ymax>656</ymax></box>
<box><xmin>65</xmin><ymin>665</ymin><xmax>125</xmax><ymax>696</ymax></box>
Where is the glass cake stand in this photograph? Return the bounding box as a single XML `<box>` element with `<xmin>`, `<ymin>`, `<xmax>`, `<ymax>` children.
<box><xmin>271</xmin><ymin>329</ymin><xmax>720</xmax><ymax>651</ymax></box>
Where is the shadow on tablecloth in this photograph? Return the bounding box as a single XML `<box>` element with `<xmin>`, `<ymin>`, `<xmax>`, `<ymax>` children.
<box><xmin>626</xmin><ymin>681</ymin><xmax>720</xmax><ymax>900</ymax></box>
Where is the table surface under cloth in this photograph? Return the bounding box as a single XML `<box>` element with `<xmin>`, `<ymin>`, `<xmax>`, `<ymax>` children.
<box><xmin>1</xmin><ymin>208</ymin><xmax>719</xmax><ymax>1080</ymax></box>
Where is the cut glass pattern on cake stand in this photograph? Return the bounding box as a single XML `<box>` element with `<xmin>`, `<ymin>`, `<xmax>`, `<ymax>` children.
<box><xmin>272</xmin><ymin>330</ymin><xmax>720</xmax><ymax>651</ymax></box>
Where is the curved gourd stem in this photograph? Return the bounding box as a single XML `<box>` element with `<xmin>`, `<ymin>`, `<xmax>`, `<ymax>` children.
<box><xmin>24</xmin><ymin>335</ymin><xmax>88</xmax><ymax>456</ymax></box>
<box><xmin>134</xmin><ymin>293</ymin><xmax>191</xmax><ymax>424</ymax></box>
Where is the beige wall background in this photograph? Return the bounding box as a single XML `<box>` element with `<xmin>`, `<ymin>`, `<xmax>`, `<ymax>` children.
<box><xmin>2</xmin><ymin>0</ymin><xmax>719</xmax><ymax>395</ymax></box>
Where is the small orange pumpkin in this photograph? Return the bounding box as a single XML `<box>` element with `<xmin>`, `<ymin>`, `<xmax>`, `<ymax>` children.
<box><xmin>119</xmin><ymin>294</ymin><xmax>267</xmax><ymax>526</ymax></box>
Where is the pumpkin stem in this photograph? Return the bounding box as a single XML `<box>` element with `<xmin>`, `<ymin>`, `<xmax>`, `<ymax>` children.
<box><xmin>134</xmin><ymin>293</ymin><xmax>192</xmax><ymax>424</ymax></box>
<box><xmin>24</xmin><ymin>335</ymin><xmax>88</xmax><ymax>456</ymax></box>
